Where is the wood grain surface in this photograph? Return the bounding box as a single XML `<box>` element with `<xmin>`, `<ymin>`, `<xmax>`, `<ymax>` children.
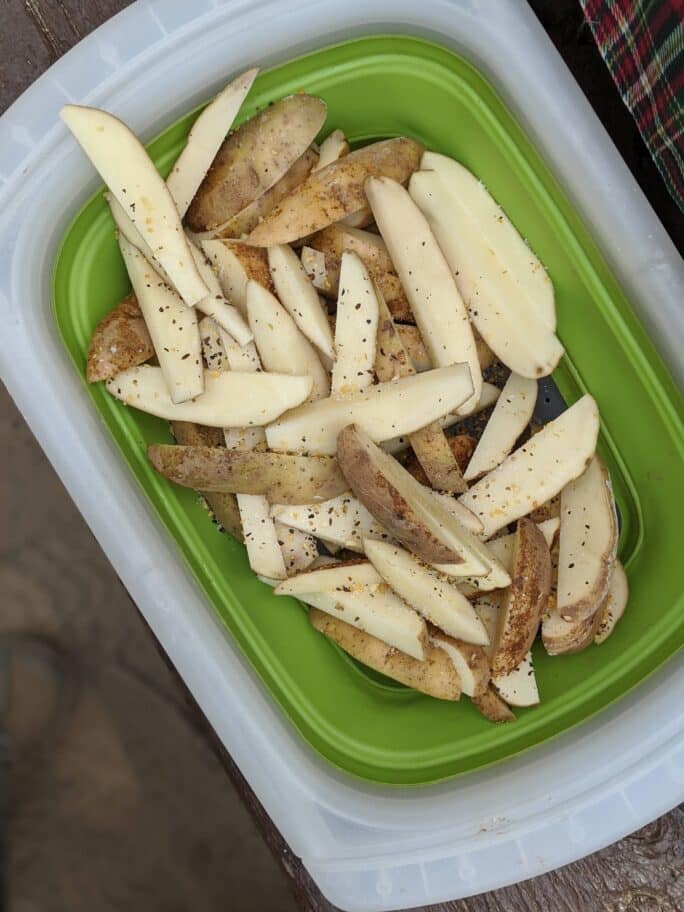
<box><xmin>1</xmin><ymin>2</ymin><xmax>682</xmax><ymax>911</ymax></box>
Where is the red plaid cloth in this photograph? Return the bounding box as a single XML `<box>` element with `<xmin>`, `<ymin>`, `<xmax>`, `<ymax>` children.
<box><xmin>581</xmin><ymin>0</ymin><xmax>684</xmax><ymax>211</ymax></box>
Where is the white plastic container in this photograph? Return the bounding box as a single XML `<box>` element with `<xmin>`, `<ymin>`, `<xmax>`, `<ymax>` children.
<box><xmin>0</xmin><ymin>2</ymin><xmax>682</xmax><ymax>909</ymax></box>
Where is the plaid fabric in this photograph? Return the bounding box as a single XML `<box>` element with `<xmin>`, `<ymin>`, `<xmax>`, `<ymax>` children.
<box><xmin>581</xmin><ymin>0</ymin><xmax>684</xmax><ymax>211</ymax></box>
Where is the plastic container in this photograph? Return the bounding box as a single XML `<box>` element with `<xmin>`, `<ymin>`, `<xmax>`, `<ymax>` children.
<box><xmin>1</xmin><ymin>1</ymin><xmax>682</xmax><ymax>909</ymax></box>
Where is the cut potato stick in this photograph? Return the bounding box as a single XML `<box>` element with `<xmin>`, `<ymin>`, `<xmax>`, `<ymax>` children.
<box><xmin>275</xmin><ymin>560</ymin><xmax>381</xmax><ymax>596</ymax></box>
<box><xmin>337</xmin><ymin>425</ymin><xmax>510</xmax><ymax>585</ymax></box>
<box><xmin>314</xmin><ymin>129</ymin><xmax>350</xmax><ymax>169</ymax></box>
<box><xmin>199</xmin><ymin>317</ymin><xmax>261</xmax><ymax>375</ymax></box>
<box><xmin>395</xmin><ymin>325</ymin><xmax>430</xmax><ymax>371</ymax></box>
<box><xmin>363</xmin><ymin>540</ymin><xmax>490</xmax><ymax>645</ymax></box>
<box><xmin>186</xmin><ymin>94</ymin><xmax>326</xmax><ymax>231</ymax></box>
<box><xmin>147</xmin><ymin>444</ymin><xmax>347</xmax><ymax>504</ymax></box>
<box><xmin>365</xmin><ymin>175</ymin><xmax>482</xmax><ymax>412</ymax></box>
<box><xmin>247</xmin><ymin>138</ymin><xmax>424</xmax><ymax>245</ymax></box>
<box><xmin>557</xmin><ymin>456</ymin><xmax>618</xmax><ymax>622</ymax></box>
<box><xmin>118</xmin><ymin>236</ymin><xmax>203</xmax><ymax>403</ymax></box>
<box><xmin>270</xmin><ymin>494</ymin><xmax>391</xmax><ymax>553</ymax></box>
<box><xmin>106</xmin><ymin>364</ymin><xmax>312</xmax><ymax>427</ymax></box>
<box><xmin>309</xmin><ymin>610</ymin><xmax>463</xmax><ymax>699</ymax></box>
<box><xmin>301</xmin><ymin>246</ymin><xmax>330</xmax><ymax>293</ymax></box>
<box><xmin>275</xmin><ymin>524</ymin><xmax>318</xmax><ymax>575</ymax></box>
<box><xmin>429</xmin><ymin>631</ymin><xmax>490</xmax><ymax>698</ymax></box>
<box><xmin>464</xmin><ymin>373</ymin><xmax>537</xmax><ymax>480</ymax></box>
<box><xmin>268</xmin><ymin>244</ymin><xmax>335</xmax><ymax>359</ymax></box>
<box><xmin>266</xmin><ymin>364</ymin><xmax>474</xmax><ymax>456</ymax></box>
<box><xmin>86</xmin><ymin>293</ymin><xmax>153</xmax><ymax>383</ymax></box>
<box><xmin>403</xmin><ymin>435</ymin><xmax>475</xmax><ymax>484</ymax></box>
<box><xmin>246</xmin><ymin>281</ymin><xmax>330</xmax><ymax>401</ymax></box>
<box><xmin>331</xmin><ymin>252</ymin><xmax>379</xmax><ymax>397</ymax></box>
<box><xmin>594</xmin><ymin>561</ymin><xmax>628</xmax><ymax>644</ymax></box>
<box><xmin>61</xmin><ymin>105</ymin><xmax>208</xmax><ymax>306</ymax></box>
<box><xmin>239</xmin><ymin>493</ymin><xmax>287</xmax><ymax>579</ymax></box>
<box><xmin>493</xmin><ymin>652</ymin><xmax>540</xmax><ymax>707</ymax></box>
<box><xmin>460</xmin><ymin>395</ymin><xmax>600</xmax><ymax>539</ymax></box>
<box><xmin>201</xmin><ymin>239</ymin><xmax>274</xmax><ymax>315</ymax></box>
<box><xmin>186</xmin><ymin>239</ymin><xmax>253</xmax><ymax>345</ymax></box>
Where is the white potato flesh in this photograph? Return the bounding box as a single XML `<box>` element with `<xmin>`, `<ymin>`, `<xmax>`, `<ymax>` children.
<box><xmin>382</xmin><ymin>382</ymin><xmax>500</xmax><ymax>454</ymax></box>
<box><xmin>275</xmin><ymin>561</ymin><xmax>381</xmax><ymax>596</ymax></box>
<box><xmin>301</xmin><ymin>246</ymin><xmax>330</xmax><ymax>292</ymax></box>
<box><xmin>557</xmin><ymin>456</ymin><xmax>618</xmax><ymax>621</ymax></box>
<box><xmin>273</xmin><ymin>523</ymin><xmax>318</xmax><ymax>575</ymax></box>
<box><xmin>166</xmin><ymin>68</ymin><xmax>259</xmax><ymax>217</ymax></box>
<box><xmin>430</xmin><ymin>491</ymin><xmax>484</xmax><ymax>535</ymax></box>
<box><xmin>266</xmin><ymin>363</ymin><xmax>474</xmax><ymax>456</ymax></box>
<box><xmin>460</xmin><ymin>395</ymin><xmax>600</xmax><ymax>538</ymax></box>
<box><xmin>331</xmin><ymin>252</ymin><xmax>379</xmax><ymax>397</ymax></box>
<box><xmin>464</xmin><ymin>373</ymin><xmax>538</xmax><ymax>480</ymax></box>
<box><xmin>365</xmin><ymin>176</ymin><xmax>482</xmax><ymax>412</ymax></box>
<box><xmin>296</xmin><ymin>588</ymin><xmax>427</xmax><ymax>660</ymax></box>
<box><xmin>429</xmin><ymin>633</ymin><xmax>488</xmax><ymax>698</ymax></box>
<box><xmin>118</xmin><ymin>236</ymin><xmax>203</xmax><ymax>403</ymax></box>
<box><xmin>238</xmin><ymin>493</ymin><xmax>287</xmax><ymax>580</ymax></box>
<box><xmin>484</xmin><ymin>517</ymin><xmax>560</xmax><ymax>574</ymax></box>
<box><xmin>594</xmin><ymin>561</ymin><xmax>628</xmax><ymax>644</ymax></box>
<box><xmin>363</xmin><ymin>539</ymin><xmax>490</xmax><ymax>645</ymax></box>
<box><xmin>270</xmin><ymin>494</ymin><xmax>391</xmax><ymax>553</ymax></box>
<box><xmin>201</xmin><ymin>240</ymin><xmax>252</xmax><ymax>315</ymax></box>
<box><xmin>492</xmin><ymin>652</ymin><xmax>539</xmax><ymax>707</ymax></box>
<box><xmin>409</xmin><ymin>166</ymin><xmax>563</xmax><ymax>378</ymax></box>
<box><xmin>61</xmin><ymin>105</ymin><xmax>208</xmax><ymax>306</ymax></box>
<box><xmin>187</xmin><ymin>240</ymin><xmax>253</xmax><ymax>345</ymax></box>
<box><xmin>314</xmin><ymin>129</ymin><xmax>349</xmax><ymax>170</ymax></box>
<box><xmin>246</xmin><ymin>281</ymin><xmax>329</xmax><ymax>401</ymax></box>
<box><xmin>268</xmin><ymin>244</ymin><xmax>335</xmax><ymax>359</ymax></box>
<box><xmin>106</xmin><ymin>365</ymin><xmax>312</xmax><ymax>427</ymax></box>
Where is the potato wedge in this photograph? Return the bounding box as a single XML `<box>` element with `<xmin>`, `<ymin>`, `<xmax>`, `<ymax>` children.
<box><xmin>186</xmin><ymin>94</ymin><xmax>326</xmax><ymax>231</ymax></box>
<box><xmin>300</xmin><ymin>246</ymin><xmax>331</xmax><ymax>293</ymax></box>
<box><xmin>265</xmin><ymin>363</ymin><xmax>474</xmax><ymax>456</ymax></box>
<box><xmin>86</xmin><ymin>293</ymin><xmax>153</xmax><ymax>382</ymax></box>
<box><xmin>239</xmin><ymin>493</ymin><xmax>287</xmax><ymax>579</ymax></box>
<box><xmin>492</xmin><ymin>651</ymin><xmax>540</xmax><ymax>708</ymax></box>
<box><xmin>490</xmin><ymin>518</ymin><xmax>551</xmax><ymax>676</ymax></box>
<box><xmin>274</xmin><ymin>560</ymin><xmax>380</xmax><ymax>596</ymax></box>
<box><xmin>309</xmin><ymin>609</ymin><xmax>460</xmax><ymax>699</ymax></box>
<box><xmin>541</xmin><ymin>596</ymin><xmax>603</xmax><ymax>655</ymax></box>
<box><xmin>201</xmin><ymin>239</ymin><xmax>274</xmax><ymax>315</ymax></box>
<box><xmin>429</xmin><ymin>631</ymin><xmax>490</xmax><ymax>698</ymax></box>
<box><xmin>337</xmin><ymin>425</ymin><xmax>510</xmax><ymax>586</ymax></box>
<box><xmin>403</xmin><ymin>435</ymin><xmax>475</xmax><ymax>484</ymax></box>
<box><xmin>557</xmin><ymin>456</ymin><xmax>618</xmax><ymax>622</ymax></box>
<box><xmin>276</xmin><ymin>524</ymin><xmax>318</xmax><ymax>575</ymax></box>
<box><xmin>594</xmin><ymin>561</ymin><xmax>628</xmax><ymax>644</ymax></box>
<box><xmin>270</xmin><ymin>493</ymin><xmax>391</xmax><ymax>553</ymax></box>
<box><xmin>210</xmin><ymin>147</ymin><xmax>318</xmax><ymax>238</ymax></box>
<box><xmin>460</xmin><ymin>395</ymin><xmax>600</xmax><ymax>539</ymax></box>
<box><xmin>484</xmin><ymin>517</ymin><xmax>560</xmax><ymax>574</ymax></box>
<box><xmin>107</xmin><ymin>364</ymin><xmax>312</xmax><ymax>427</ymax></box>
<box><xmin>247</xmin><ymin>138</ymin><xmax>424</xmax><ymax>246</ymax></box>
<box><xmin>186</xmin><ymin>239</ymin><xmax>253</xmax><ymax>345</ymax></box>
<box><xmin>314</xmin><ymin>129</ymin><xmax>350</xmax><ymax>170</ymax></box>
<box><xmin>472</xmin><ymin>687</ymin><xmax>516</xmax><ymax>723</ymax></box>
<box><xmin>147</xmin><ymin>444</ymin><xmax>347</xmax><ymax>504</ymax></box>
<box><xmin>246</xmin><ymin>281</ymin><xmax>330</xmax><ymax>401</ymax></box>
<box><xmin>363</xmin><ymin>539</ymin><xmax>490</xmax><ymax>644</ymax></box>
<box><xmin>331</xmin><ymin>252</ymin><xmax>379</xmax><ymax>397</ymax></box>
<box><xmin>428</xmin><ymin>492</ymin><xmax>484</xmax><ymax>536</ymax></box>
<box><xmin>199</xmin><ymin>316</ymin><xmax>261</xmax><ymax>377</ymax></box>
<box><xmin>61</xmin><ymin>105</ymin><xmax>208</xmax><ymax>307</ymax></box>
<box><xmin>464</xmin><ymin>373</ymin><xmax>537</xmax><ymax>480</ymax></box>
<box><xmin>365</xmin><ymin>175</ymin><xmax>482</xmax><ymax>413</ymax></box>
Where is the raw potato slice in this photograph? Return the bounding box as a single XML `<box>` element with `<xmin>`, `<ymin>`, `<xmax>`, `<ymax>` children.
<box><xmin>492</xmin><ymin>652</ymin><xmax>540</xmax><ymax>707</ymax></box>
<box><xmin>118</xmin><ymin>236</ymin><xmax>203</xmax><ymax>403</ymax></box>
<box><xmin>239</xmin><ymin>493</ymin><xmax>287</xmax><ymax>580</ymax></box>
<box><xmin>61</xmin><ymin>105</ymin><xmax>208</xmax><ymax>306</ymax></box>
<box><xmin>274</xmin><ymin>560</ymin><xmax>381</xmax><ymax>596</ymax></box>
<box><xmin>308</xmin><ymin>611</ymin><xmax>461</xmax><ymax>699</ymax></box>
<box><xmin>409</xmin><ymin>164</ymin><xmax>563</xmax><ymax>378</ymax></box>
<box><xmin>491</xmin><ymin>519</ymin><xmax>551</xmax><ymax>676</ymax></box>
<box><xmin>472</xmin><ymin>687</ymin><xmax>516</xmax><ymax>723</ymax></box>
<box><xmin>594</xmin><ymin>561</ymin><xmax>628</xmax><ymax>644</ymax></box>
<box><xmin>429</xmin><ymin>631</ymin><xmax>490</xmax><ymax>698</ymax></box>
<box><xmin>485</xmin><ymin>517</ymin><xmax>560</xmax><ymax>574</ymax></box>
<box><xmin>557</xmin><ymin>456</ymin><xmax>618</xmax><ymax>622</ymax></box>
<box><xmin>276</xmin><ymin>524</ymin><xmax>318</xmax><ymax>575</ymax></box>
<box><xmin>363</xmin><ymin>540</ymin><xmax>490</xmax><ymax>645</ymax></box>
<box><xmin>331</xmin><ymin>252</ymin><xmax>379</xmax><ymax>397</ymax></box>
<box><xmin>185</xmin><ymin>94</ymin><xmax>327</xmax><ymax>231</ymax></box>
<box><xmin>430</xmin><ymin>491</ymin><xmax>484</xmax><ymax>535</ymax></box>
<box><xmin>541</xmin><ymin>597</ymin><xmax>604</xmax><ymax>655</ymax></box>
<box><xmin>266</xmin><ymin>364</ymin><xmax>474</xmax><ymax>456</ymax></box>
<box><xmin>268</xmin><ymin>244</ymin><xmax>335</xmax><ymax>359</ymax></box>
<box><xmin>186</xmin><ymin>240</ymin><xmax>253</xmax><ymax>345</ymax></box>
<box><xmin>365</xmin><ymin>176</ymin><xmax>482</xmax><ymax>412</ymax></box>
<box><xmin>464</xmin><ymin>373</ymin><xmax>538</xmax><ymax>480</ymax></box>
<box><xmin>106</xmin><ymin>365</ymin><xmax>312</xmax><ymax>427</ymax></box>
<box><xmin>270</xmin><ymin>494</ymin><xmax>391</xmax><ymax>553</ymax></box>
<box><xmin>199</xmin><ymin>317</ymin><xmax>261</xmax><ymax>376</ymax></box>
<box><xmin>314</xmin><ymin>129</ymin><xmax>350</xmax><ymax>170</ymax></box>
<box><xmin>147</xmin><ymin>444</ymin><xmax>347</xmax><ymax>504</ymax></box>
<box><xmin>301</xmin><ymin>247</ymin><xmax>330</xmax><ymax>293</ymax></box>
<box><xmin>201</xmin><ymin>240</ymin><xmax>274</xmax><ymax>315</ymax></box>
<box><xmin>246</xmin><ymin>281</ymin><xmax>330</xmax><ymax>400</ymax></box>
<box><xmin>403</xmin><ymin>435</ymin><xmax>475</xmax><ymax>484</ymax></box>
<box><xmin>166</xmin><ymin>68</ymin><xmax>259</xmax><ymax>218</ymax></box>
<box><xmin>247</xmin><ymin>138</ymin><xmax>424</xmax><ymax>245</ymax></box>
<box><xmin>86</xmin><ymin>293</ymin><xmax>153</xmax><ymax>382</ymax></box>
<box><xmin>301</xmin><ymin>589</ymin><xmax>427</xmax><ymax>660</ymax></box>
<box><xmin>337</xmin><ymin>425</ymin><xmax>510</xmax><ymax>586</ymax></box>
<box><xmin>460</xmin><ymin>395</ymin><xmax>600</xmax><ymax>539</ymax></box>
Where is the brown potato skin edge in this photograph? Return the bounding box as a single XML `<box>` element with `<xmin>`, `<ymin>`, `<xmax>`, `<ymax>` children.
<box><xmin>472</xmin><ymin>687</ymin><xmax>516</xmax><ymax>723</ymax></box>
<box><xmin>86</xmin><ymin>293</ymin><xmax>154</xmax><ymax>383</ymax></box>
<box><xmin>309</xmin><ymin>609</ymin><xmax>461</xmax><ymax>701</ymax></box>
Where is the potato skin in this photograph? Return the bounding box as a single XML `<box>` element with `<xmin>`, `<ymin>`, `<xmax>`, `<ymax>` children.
<box><xmin>186</xmin><ymin>94</ymin><xmax>326</xmax><ymax>231</ymax></box>
<box><xmin>309</xmin><ymin>609</ymin><xmax>461</xmax><ymax>700</ymax></box>
<box><xmin>86</xmin><ymin>293</ymin><xmax>153</xmax><ymax>382</ymax></box>
<box><xmin>148</xmin><ymin>444</ymin><xmax>348</xmax><ymax>504</ymax></box>
<box><xmin>492</xmin><ymin>518</ymin><xmax>551</xmax><ymax>676</ymax></box>
<box><xmin>472</xmin><ymin>687</ymin><xmax>516</xmax><ymax>723</ymax></box>
<box><xmin>336</xmin><ymin>425</ymin><xmax>464</xmax><ymax>564</ymax></box>
<box><xmin>218</xmin><ymin>240</ymin><xmax>275</xmax><ymax>292</ymax></box>
<box><xmin>246</xmin><ymin>138</ymin><xmax>424</xmax><ymax>246</ymax></box>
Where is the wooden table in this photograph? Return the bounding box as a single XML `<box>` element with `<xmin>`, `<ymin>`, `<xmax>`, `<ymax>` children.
<box><xmin>3</xmin><ymin>2</ymin><xmax>682</xmax><ymax>910</ymax></box>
